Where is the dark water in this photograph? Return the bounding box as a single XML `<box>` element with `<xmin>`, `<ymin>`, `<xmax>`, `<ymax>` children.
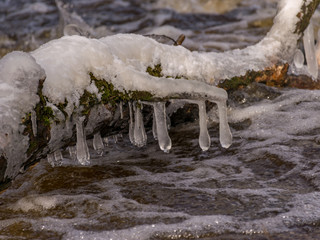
<box><xmin>1</xmin><ymin>1</ymin><xmax>320</xmax><ymax>239</ymax></box>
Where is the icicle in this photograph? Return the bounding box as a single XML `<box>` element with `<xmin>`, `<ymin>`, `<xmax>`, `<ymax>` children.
<box><xmin>133</xmin><ymin>103</ymin><xmax>147</xmax><ymax>147</ymax></box>
<box><xmin>76</xmin><ymin>116</ymin><xmax>90</xmax><ymax>165</ymax></box>
<box><xmin>119</xmin><ymin>101</ymin><xmax>123</xmax><ymax>119</ymax></box>
<box><xmin>31</xmin><ymin>110</ymin><xmax>37</xmax><ymax>137</ymax></box>
<box><xmin>303</xmin><ymin>21</ymin><xmax>318</xmax><ymax>79</ymax></box>
<box><xmin>113</xmin><ymin>134</ymin><xmax>118</xmax><ymax>144</ymax></box>
<box><xmin>152</xmin><ymin>111</ymin><xmax>158</xmax><ymax>140</ymax></box>
<box><xmin>153</xmin><ymin>102</ymin><xmax>172</xmax><ymax>153</ymax></box>
<box><xmin>293</xmin><ymin>49</ymin><xmax>304</xmax><ymax>69</ymax></box>
<box><xmin>128</xmin><ymin>101</ymin><xmax>134</xmax><ymax>144</ymax></box>
<box><xmin>177</xmin><ymin>99</ymin><xmax>211</xmax><ymax>151</ymax></box>
<box><xmin>198</xmin><ymin>101</ymin><xmax>211</xmax><ymax>151</ymax></box>
<box><xmin>217</xmin><ymin>101</ymin><xmax>232</xmax><ymax>148</ymax></box>
<box><xmin>68</xmin><ymin>146</ymin><xmax>77</xmax><ymax>160</ymax></box>
<box><xmin>103</xmin><ymin>137</ymin><xmax>109</xmax><ymax>146</ymax></box>
<box><xmin>54</xmin><ymin>150</ymin><xmax>63</xmax><ymax>166</ymax></box>
<box><xmin>47</xmin><ymin>153</ymin><xmax>55</xmax><ymax>167</ymax></box>
<box><xmin>47</xmin><ymin>150</ymin><xmax>63</xmax><ymax>167</ymax></box>
<box><xmin>93</xmin><ymin>132</ymin><xmax>104</xmax><ymax>155</ymax></box>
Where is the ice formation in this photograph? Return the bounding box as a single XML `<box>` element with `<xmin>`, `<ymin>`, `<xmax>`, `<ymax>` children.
<box><xmin>133</xmin><ymin>103</ymin><xmax>147</xmax><ymax>148</ymax></box>
<box><xmin>0</xmin><ymin>0</ymin><xmax>316</xmax><ymax>180</ymax></box>
<box><xmin>93</xmin><ymin>132</ymin><xmax>104</xmax><ymax>155</ymax></box>
<box><xmin>152</xmin><ymin>102</ymin><xmax>172</xmax><ymax>153</ymax></box>
<box><xmin>67</xmin><ymin>146</ymin><xmax>77</xmax><ymax>160</ymax></box>
<box><xmin>76</xmin><ymin>117</ymin><xmax>90</xmax><ymax>165</ymax></box>
<box><xmin>176</xmin><ymin>100</ymin><xmax>211</xmax><ymax>151</ymax></box>
<box><xmin>293</xmin><ymin>49</ymin><xmax>304</xmax><ymax>69</ymax></box>
<box><xmin>152</xmin><ymin>111</ymin><xmax>158</xmax><ymax>140</ymax></box>
<box><xmin>128</xmin><ymin>102</ymin><xmax>135</xmax><ymax>145</ymax></box>
<box><xmin>303</xmin><ymin>21</ymin><xmax>318</xmax><ymax>79</ymax></box>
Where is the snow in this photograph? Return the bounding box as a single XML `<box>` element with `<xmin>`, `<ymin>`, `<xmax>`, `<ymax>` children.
<box><xmin>0</xmin><ymin>51</ymin><xmax>45</xmax><ymax>179</ymax></box>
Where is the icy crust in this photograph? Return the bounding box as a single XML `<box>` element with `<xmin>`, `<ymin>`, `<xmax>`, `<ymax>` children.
<box><xmin>30</xmin><ymin>0</ymin><xmax>305</xmax><ymax>107</ymax></box>
<box><xmin>0</xmin><ymin>52</ymin><xmax>44</xmax><ymax>179</ymax></box>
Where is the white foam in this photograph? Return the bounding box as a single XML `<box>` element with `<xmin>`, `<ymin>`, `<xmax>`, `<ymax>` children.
<box><xmin>11</xmin><ymin>195</ymin><xmax>57</xmax><ymax>212</ymax></box>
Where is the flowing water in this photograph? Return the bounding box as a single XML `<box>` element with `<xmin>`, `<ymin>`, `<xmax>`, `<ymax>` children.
<box><xmin>1</xmin><ymin>0</ymin><xmax>320</xmax><ymax>239</ymax></box>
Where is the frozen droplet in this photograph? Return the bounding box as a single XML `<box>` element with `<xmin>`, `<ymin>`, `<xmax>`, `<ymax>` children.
<box><xmin>179</xmin><ymin>99</ymin><xmax>211</xmax><ymax>151</ymax></box>
<box><xmin>31</xmin><ymin>110</ymin><xmax>37</xmax><ymax>137</ymax></box>
<box><xmin>113</xmin><ymin>134</ymin><xmax>118</xmax><ymax>144</ymax></box>
<box><xmin>198</xmin><ymin>101</ymin><xmax>211</xmax><ymax>151</ymax></box>
<box><xmin>68</xmin><ymin>146</ymin><xmax>77</xmax><ymax>160</ymax></box>
<box><xmin>47</xmin><ymin>150</ymin><xmax>63</xmax><ymax>167</ymax></box>
<box><xmin>303</xmin><ymin>22</ymin><xmax>318</xmax><ymax>79</ymax></box>
<box><xmin>217</xmin><ymin>101</ymin><xmax>232</xmax><ymax>148</ymax></box>
<box><xmin>133</xmin><ymin>103</ymin><xmax>147</xmax><ymax>147</ymax></box>
<box><xmin>119</xmin><ymin>101</ymin><xmax>123</xmax><ymax>119</ymax></box>
<box><xmin>93</xmin><ymin>132</ymin><xmax>104</xmax><ymax>155</ymax></box>
<box><xmin>76</xmin><ymin>116</ymin><xmax>90</xmax><ymax>165</ymax></box>
<box><xmin>47</xmin><ymin>153</ymin><xmax>55</xmax><ymax>167</ymax></box>
<box><xmin>54</xmin><ymin>149</ymin><xmax>63</xmax><ymax>166</ymax></box>
<box><xmin>128</xmin><ymin>102</ymin><xmax>134</xmax><ymax>144</ymax></box>
<box><xmin>153</xmin><ymin>102</ymin><xmax>171</xmax><ymax>152</ymax></box>
<box><xmin>293</xmin><ymin>49</ymin><xmax>304</xmax><ymax>69</ymax></box>
<box><xmin>152</xmin><ymin>111</ymin><xmax>158</xmax><ymax>140</ymax></box>
<box><xmin>103</xmin><ymin>137</ymin><xmax>109</xmax><ymax>146</ymax></box>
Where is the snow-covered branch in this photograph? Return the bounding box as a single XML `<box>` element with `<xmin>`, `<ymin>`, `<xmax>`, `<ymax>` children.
<box><xmin>0</xmin><ymin>0</ymin><xmax>319</xmax><ymax>186</ymax></box>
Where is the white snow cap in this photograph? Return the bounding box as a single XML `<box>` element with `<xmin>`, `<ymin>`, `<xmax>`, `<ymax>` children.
<box><xmin>0</xmin><ymin>51</ymin><xmax>44</xmax><ymax>133</ymax></box>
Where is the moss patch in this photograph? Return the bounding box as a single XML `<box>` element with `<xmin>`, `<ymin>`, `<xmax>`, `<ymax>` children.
<box><xmin>147</xmin><ymin>64</ymin><xmax>163</xmax><ymax>78</ymax></box>
<box><xmin>79</xmin><ymin>89</ymin><xmax>99</xmax><ymax>115</ymax></box>
<box><xmin>218</xmin><ymin>64</ymin><xmax>289</xmax><ymax>91</ymax></box>
<box><xmin>89</xmin><ymin>72</ymin><xmax>154</xmax><ymax>104</ymax></box>
<box><xmin>146</xmin><ymin>64</ymin><xmax>185</xmax><ymax>80</ymax></box>
<box><xmin>55</xmin><ymin>99</ymin><xmax>68</xmax><ymax>119</ymax></box>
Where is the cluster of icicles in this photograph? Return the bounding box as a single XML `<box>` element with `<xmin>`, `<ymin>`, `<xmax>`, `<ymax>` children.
<box><xmin>47</xmin><ymin>99</ymin><xmax>232</xmax><ymax>167</ymax></box>
<box><xmin>292</xmin><ymin>21</ymin><xmax>319</xmax><ymax>79</ymax></box>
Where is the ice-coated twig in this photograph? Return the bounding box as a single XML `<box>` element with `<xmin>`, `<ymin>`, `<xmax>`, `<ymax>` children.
<box><xmin>1</xmin><ymin>0</ymin><xmax>319</xmax><ymax>185</ymax></box>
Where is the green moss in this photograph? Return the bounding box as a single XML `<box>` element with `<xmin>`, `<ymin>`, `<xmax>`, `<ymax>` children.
<box><xmin>295</xmin><ymin>0</ymin><xmax>320</xmax><ymax>35</ymax></box>
<box><xmin>79</xmin><ymin>89</ymin><xmax>99</xmax><ymax>115</ymax></box>
<box><xmin>146</xmin><ymin>64</ymin><xmax>163</xmax><ymax>77</ymax></box>
<box><xmin>40</xmin><ymin>106</ymin><xmax>54</xmax><ymax>127</ymax></box>
<box><xmin>89</xmin><ymin>72</ymin><xmax>154</xmax><ymax>104</ymax></box>
<box><xmin>56</xmin><ymin>99</ymin><xmax>68</xmax><ymax>119</ymax></box>
<box><xmin>146</xmin><ymin>64</ymin><xmax>185</xmax><ymax>80</ymax></box>
<box><xmin>218</xmin><ymin>70</ymin><xmax>261</xmax><ymax>91</ymax></box>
